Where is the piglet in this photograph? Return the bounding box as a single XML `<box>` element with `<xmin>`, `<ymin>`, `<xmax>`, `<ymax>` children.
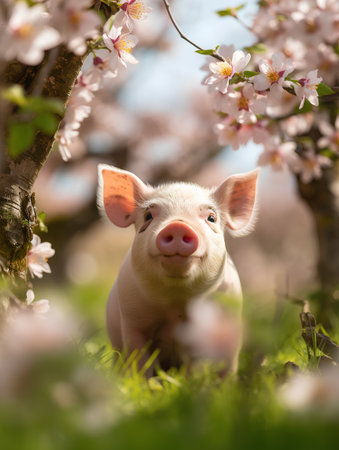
<box><xmin>98</xmin><ymin>164</ymin><xmax>259</xmax><ymax>373</ymax></box>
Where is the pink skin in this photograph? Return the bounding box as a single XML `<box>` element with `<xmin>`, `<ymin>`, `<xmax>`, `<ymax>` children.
<box><xmin>98</xmin><ymin>165</ymin><xmax>259</xmax><ymax>375</ymax></box>
<box><xmin>156</xmin><ymin>221</ymin><xmax>200</xmax><ymax>277</ymax></box>
<box><xmin>156</xmin><ymin>221</ymin><xmax>199</xmax><ymax>257</ymax></box>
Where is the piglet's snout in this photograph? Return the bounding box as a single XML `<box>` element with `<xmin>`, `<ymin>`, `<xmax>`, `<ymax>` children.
<box><xmin>156</xmin><ymin>222</ymin><xmax>199</xmax><ymax>257</ymax></box>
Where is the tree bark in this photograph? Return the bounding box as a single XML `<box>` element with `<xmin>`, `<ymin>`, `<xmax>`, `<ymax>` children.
<box><xmin>0</xmin><ymin>46</ymin><xmax>85</xmax><ymax>277</ymax></box>
<box><xmin>298</xmin><ymin>161</ymin><xmax>339</xmax><ymax>324</ymax></box>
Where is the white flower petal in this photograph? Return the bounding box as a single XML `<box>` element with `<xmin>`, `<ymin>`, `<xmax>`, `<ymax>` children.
<box><xmin>26</xmin><ymin>289</ymin><xmax>35</xmax><ymax>305</ymax></box>
<box><xmin>102</xmin><ymin>33</ymin><xmax>114</xmax><ymax>51</ymax></box>
<box><xmin>253</xmin><ymin>74</ymin><xmax>269</xmax><ymax>91</ymax></box>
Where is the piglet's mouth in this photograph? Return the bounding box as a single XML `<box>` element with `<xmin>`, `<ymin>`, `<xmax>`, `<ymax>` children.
<box><xmin>158</xmin><ymin>254</ymin><xmax>200</xmax><ymax>276</ymax></box>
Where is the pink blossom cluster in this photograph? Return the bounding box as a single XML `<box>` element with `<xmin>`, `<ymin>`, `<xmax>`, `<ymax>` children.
<box><xmin>56</xmin><ymin>0</ymin><xmax>151</xmax><ymax>160</ymax></box>
<box><xmin>1</xmin><ymin>0</ymin><xmax>101</xmax><ymax>65</ymax></box>
<box><xmin>203</xmin><ymin>0</ymin><xmax>338</xmax><ymax>183</ymax></box>
<box><xmin>1</xmin><ymin>1</ymin><xmax>151</xmax><ymax>161</ymax></box>
<box><xmin>57</xmin><ymin>70</ymin><xmax>100</xmax><ymax>161</ymax></box>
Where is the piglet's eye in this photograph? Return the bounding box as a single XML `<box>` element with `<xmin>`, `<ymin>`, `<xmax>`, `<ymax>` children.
<box><xmin>207</xmin><ymin>213</ymin><xmax>216</xmax><ymax>223</ymax></box>
<box><xmin>139</xmin><ymin>211</ymin><xmax>154</xmax><ymax>233</ymax></box>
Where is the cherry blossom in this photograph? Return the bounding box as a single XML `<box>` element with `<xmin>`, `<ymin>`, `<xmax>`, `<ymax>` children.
<box><xmin>203</xmin><ymin>48</ymin><xmax>251</xmax><ymax>94</ymax></box>
<box><xmin>49</xmin><ymin>0</ymin><xmax>101</xmax><ymax>55</ymax></box>
<box><xmin>250</xmin><ymin>120</ymin><xmax>275</xmax><ymax>145</ymax></box>
<box><xmin>279</xmin><ymin>368</ymin><xmax>339</xmax><ymax>412</ymax></box>
<box><xmin>102</xmin><ymin>24</ymin><xmax>138</xmax><ymax>71</ymax></box>
<box><xmin>295</xmin><ymin>69</ymin><xmax>322</xmax><ymax>109</ymax></box>
<box><xmin>281</xmin><ymin>113</ymin><xmax>314</xmax><ymax>137</ymax></box>
<box><xmin>26</xmin><ymin>289</ymin><xmax>50</xmax><ymax>314</ymax></box>
<box><xmin>252</xmin><ymin>52</ymin><xmax>294</xmax><ymax>93</ymax></box>
<box><xmin>265</xmin><ymin>89</ymin><xmax>299</xmax><ymax>118</ymax></box>
<box><xmin>258</xmin><ymin>141</ymin><xmax>298</xmax><ymax>172</ymax></box>
<box><xmin>218</xmin><ymin>84</ymin><xmax>266</xmax><ymax>124</ymax></box>
<box><xmin>56</xmin><ymin>126</ymin><xmax>79</xmax><ymax>161</ymax></box>
<box><xmin>56</xmin><ymin>72</ymin><xmax>98</xmax><ymax>160</ymax></box>
<box><xmin>27</xmin><ymin>234</ymin><xmax>55</xmax><ymax>279</ymax></box>
<box><xmin>214</xmin><ymin>117</ymin><xmax>252</xmax><ymax>149</ymax></box>
<box><xmin>114</xmin><ymin>1</ymin><xmax>152</xmax><ymax>31</ymax></box>
<box><xmin>200</xmin><ymin>1</ymin><xmax>335</xmax><ymax>183</ymax></box>
<box><xmin>86</xmin><ymin>56</ymin><xmax>118</xmax><ymax>87</ymax></box>
<box><xmin>293</xmin><ymin>148</ymin><xmax>332</xmax><ymax>183</ymax></box>
<box><xmin>1</xmin><ymin>1</ymin><xmax>61</xmax><ymax>65</ymax></box>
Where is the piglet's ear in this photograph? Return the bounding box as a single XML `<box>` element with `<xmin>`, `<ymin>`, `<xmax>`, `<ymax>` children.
<box><xmin>98</xmin><ymin>164</ymin><xmax>150</xmax><ymax>228</ymax></box>
<box><xmin>213</xmin><ymin>169</ymin><xmax>259</xmax><ymax>236</ymax></box>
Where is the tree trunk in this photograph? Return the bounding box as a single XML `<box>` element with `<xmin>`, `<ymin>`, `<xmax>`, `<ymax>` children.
<box><xmin>297</xmin><ymin>160</ymin><xmax>339</xmax><ymax>326</ymax></box>
<box><xmin>0</xmin><ymin>46</ymin><xmax>85</xmax><ymax>277</ymax></box>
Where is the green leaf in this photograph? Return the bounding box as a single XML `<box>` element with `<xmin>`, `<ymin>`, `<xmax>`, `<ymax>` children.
<box><xmin>229</xmin><ymin>74</ymin><xmax>244</xmax><ymax>85</ymax></box>
<box><xmin>25</xmin><ymin>97</ymin><xmax>65</xmax><ymax>115</ymax></box>
<box><xmin>317</xmin><ymin>83</ymin><xmax>335</xmax><ymax>97</ymax></box>
<box><xmin>2</xmin><ymin>85</ymin><xmax>27</xmax><ymax>107</ymax></box>
<box><xmin>319</xmin><ymin>148</ymin><xmax>336</xmax><ymax>159</ymax></box>
<box><xmin>294</xmin><ymin>99</ymin><xmax>313</xmax><ymax>114</ymax></box>
<box><xmin>245</xmin><ymin>43</ymin><xmax>267</xmax><ymax>54</ymax></box>
<box><xmin>33</xmin><ymin>112</ymin><xmax>58</xmax><ymax>135</ymax></box>
<box><xmin>195</xmin><ymin>48</ymin><xmax>218</xmax><ymax>56</ymax></box>
<box><xmin>216</xmin><ymin>4</ymin><xmax>245</xmax><ymax>17</ymax></box>
<box><xmin>244</xmin><ymin>70</ymin><xmax>258</xmax><ymax>78</ymax></box>
<box><xmin>7</xmin><ymin>122</ymin><xmax>35</xmax><ymax>157</ymax></box>
<box><xmin>2</xmin><ymin>84</ymin><xmax>65</xmax><ymax>115</ymax></box>
<box><xmin>38</xmin><ymin>212</ymin><xmax>48</xmax><ymax>233</ymax></box>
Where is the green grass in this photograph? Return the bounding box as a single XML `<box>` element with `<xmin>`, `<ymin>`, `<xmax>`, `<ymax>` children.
<box><xmin>1</xmin><ymin>281</ymin><xmax>339</xmax><ymax>449</ymax></box>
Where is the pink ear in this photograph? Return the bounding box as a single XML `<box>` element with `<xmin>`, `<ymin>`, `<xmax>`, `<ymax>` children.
<box><xmin>213</xmin><ymin>169</ymin><xmax>259</xmax><ymax>236</ymax></box>
<box><xmin>98</xmin><ymin>165</ymin><xmax>148</xmax><ymax>228</ymax></box>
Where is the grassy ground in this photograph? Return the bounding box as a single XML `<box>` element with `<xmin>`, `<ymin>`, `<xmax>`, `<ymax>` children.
<box><xmin>1</xmin><ymin>280</ymin><xmax>338</xmax><ymax>449</ymax></box>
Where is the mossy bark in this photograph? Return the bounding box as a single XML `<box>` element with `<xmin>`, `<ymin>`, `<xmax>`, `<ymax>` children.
<box><xmin>0</xmin><ymin>46</ymin><xmax>85</xmax><ymax>277</ymax></box>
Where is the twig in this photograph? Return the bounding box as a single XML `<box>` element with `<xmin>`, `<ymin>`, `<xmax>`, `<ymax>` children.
<box><xmin>236</xmin><ymin>16</ymin><xmax>253</xmax><ymax>34</ymax></box>
<box><xmin>162</xmin><ymin>0</ymin><xmax>224</xmax><ymax>62</ymax></box>
<box><xmin>276</xmin><ymin>288</ymin><xmax>311</xmax><ymax>314</ymax></box>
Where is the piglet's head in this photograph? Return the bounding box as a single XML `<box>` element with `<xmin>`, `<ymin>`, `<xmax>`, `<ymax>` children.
<box><xmin>98</xmin><ymin>164</ymin><xmax>259</xmax><ymax>299</ymax></box>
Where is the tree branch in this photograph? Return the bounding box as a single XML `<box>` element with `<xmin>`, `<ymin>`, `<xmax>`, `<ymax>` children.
<box><xmin>162</xmin><ymin>0</ymin><xmax>224</xmax><ymax>62</ymax></box>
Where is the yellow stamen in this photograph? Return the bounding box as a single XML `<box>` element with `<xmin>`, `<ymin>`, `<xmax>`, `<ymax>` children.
<box><xmin>238</xmin><ymin>97</ymin><xmax>249</xmax><ymax>110</ymax></box>
<box><xmin>116</xmin><ymin>38</ymin><xmax>133</xmax><ymax>53</ymax></box>
<box><xmin>215</xmin><ymin>60</ymin><xmax>233</xmax><ymax>78</ymax></box>
<box><xmin>69</xmin><ymin>11</ymin><xmax>82</xmax><ymax>27</ymax></box>
<box><xmin>128</xmin><ymin>2</ymin><xmax>146</xmax><ymax>20</ymax></box>
<box><xmin>306</xmin><ymin>159</ymin><xmax>316</xmax><ymax>169</ymax></box>
<box><xmin>306</xmin><ymin>19</ymin><xmax>316</xmax><ymax>33</ymax></box>
<box><xmin>15</xmin><ymin>24</ymin><xmax>33</xmax><ymax>38</ymax></box>
<box><xmin>267</xmin><ymin>70</ymin><xmax>280</xmax><ymax>83</ymax></box>
<box><xmin>271</xmin><ymin>152</ymin><xmax>281</xmax><ymax>164</ymax></box>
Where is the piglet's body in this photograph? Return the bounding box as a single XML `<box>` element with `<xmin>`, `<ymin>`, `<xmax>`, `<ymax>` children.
<box><xmin>98</xmin><ymin>165</ymin><xmax>259</xmax><ymax>372</ymax></box>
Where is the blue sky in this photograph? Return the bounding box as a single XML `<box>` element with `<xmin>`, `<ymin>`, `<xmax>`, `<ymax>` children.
<box><xmin>121</xmin><ymin>0</ymin><xmax>258</xmax><ymax>112</ymax></box>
